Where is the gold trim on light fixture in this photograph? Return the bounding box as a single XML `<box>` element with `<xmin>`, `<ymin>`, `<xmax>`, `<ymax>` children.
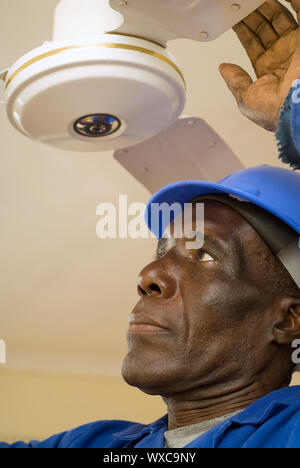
<box><xmin>5</xmin><ymin>43</ymin><xmax>185</xmax><ymax>89</ymax></box>
<box><xmin>106</xmin><ymin>32</ymin><xmax>166</xmax><ymax>49</ymax></box>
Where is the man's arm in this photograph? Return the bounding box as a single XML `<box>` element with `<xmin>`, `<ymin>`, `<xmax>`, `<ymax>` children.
<box><xmin>219</xmin><ymin>0</ymin><xmax>300</xmax><ymax>168</ymax></box>
<box><xmin>0</xmin><ymin>435</ymin><xmax>63</xmax><ymax>449</ymax></box>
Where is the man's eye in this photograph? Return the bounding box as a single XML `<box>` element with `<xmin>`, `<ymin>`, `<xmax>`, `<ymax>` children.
<box><xmin>198</xmin><ymin>251</ymin><xmax>214</xmax><ymax>262</ymax></box>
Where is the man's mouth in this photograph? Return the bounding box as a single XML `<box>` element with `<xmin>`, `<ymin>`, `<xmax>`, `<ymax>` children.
<box><xmin>128</xmin><ymin>323</ymin><xmax>169</xmax><ymax>334</ymax></box>
<box><xmin>128</xmin><ymin>313</ymin><xmax>169</xmax><ymax>334</ymax></box>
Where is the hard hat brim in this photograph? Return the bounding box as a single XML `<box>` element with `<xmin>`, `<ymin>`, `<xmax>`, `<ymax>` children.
<box><xmin>145</xmin><ymin>178</ymin><xmax>300</xmax><ymax>239</ymax></box>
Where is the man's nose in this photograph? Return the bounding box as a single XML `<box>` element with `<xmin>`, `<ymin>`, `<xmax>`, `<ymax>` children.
<box><xmin>137</xmin><ymin>262</ymin><xmax>177</xmax><ymax>299</ymax></box>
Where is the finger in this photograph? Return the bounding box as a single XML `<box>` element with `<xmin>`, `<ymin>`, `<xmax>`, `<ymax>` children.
<box><xmin>259</xmin><ymin>1</ymin><xmax>298</xmax><ymax>36</ymax></box>
<box><xmin>243</xmin><ymin>10</ymin><xmax>279</xmax><ymax>48</ymax></box>
<box><xmin>232</xmin><ymin>22</ymin><xmax>266</xmax><ymax>65</ymax></box>
<box><xmin>219</xmin><ymin>63</ymin><xmax>253</xmax><ymax>103</ymax></box>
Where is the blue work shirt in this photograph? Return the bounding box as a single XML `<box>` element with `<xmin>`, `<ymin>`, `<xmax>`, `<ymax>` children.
<box><xmin>1</xmin><ymin>386</ymin><xmax>300</xmax><ymax>448</ymax></box>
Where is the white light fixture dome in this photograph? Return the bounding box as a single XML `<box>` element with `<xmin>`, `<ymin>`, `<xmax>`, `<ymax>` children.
<box><xmin>3</xmin><ymin>0</ymin><xmax>185</xmax><ymax>152</ymax></box>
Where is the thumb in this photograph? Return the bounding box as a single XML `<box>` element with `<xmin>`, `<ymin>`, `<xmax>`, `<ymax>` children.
<box><xmin>285</xmin><ymin>1</ymin><xmax>300</xmax><ymax>20</ymax></box>
<box><xmin>219</xmin><ymin>63</ymin><xmax>253</xmax><ymax>103</ymax></box>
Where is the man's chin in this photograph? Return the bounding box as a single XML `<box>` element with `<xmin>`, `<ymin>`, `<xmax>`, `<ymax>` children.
<box><xmin>121</xmin><ymin>353</ymin><xmax>171</xmax><ymax>395</ymax></box>
<box><xmin>121</xmin><ymin>354</ymin><xmax>153</xmax><ymax>392</ymax></box>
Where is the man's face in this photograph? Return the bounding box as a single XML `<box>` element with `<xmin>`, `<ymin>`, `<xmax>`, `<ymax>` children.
<box><xmin>122</xmin><ymin>200</ymin><xmax>279</xmax><ymax>396</ymax></box>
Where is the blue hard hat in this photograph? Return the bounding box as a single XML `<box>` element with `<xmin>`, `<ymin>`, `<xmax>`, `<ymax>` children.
<box><xmin>146</xmin><ymin>165</ymin><xmax>300</xmax><ymax>238</ymax></box>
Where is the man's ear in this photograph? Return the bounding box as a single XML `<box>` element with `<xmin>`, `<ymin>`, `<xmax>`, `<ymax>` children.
<box><xmin>273</xmin><ymin>297</ymin><xmax>300</xmax><ymax>345</ymax></box>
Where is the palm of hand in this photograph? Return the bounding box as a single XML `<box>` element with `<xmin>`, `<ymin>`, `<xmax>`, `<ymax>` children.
<box><xmin>243</xmin><ymin>29</ymin><xmax>299</xmax><ymax>131</ymax></box>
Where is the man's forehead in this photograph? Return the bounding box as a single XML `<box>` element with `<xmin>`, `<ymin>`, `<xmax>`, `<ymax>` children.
<box><xmin>157</xmin><ymin>232</ymin><xmax>229</xmax><ymax>252</ymax></box>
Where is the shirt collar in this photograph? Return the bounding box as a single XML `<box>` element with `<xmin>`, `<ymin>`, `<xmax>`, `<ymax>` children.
<box><xmin>113</xmin><ymin>414</ymin><xmax>168</xmax><ymax>441</ymax></box>
<box><xmin>208</xmin><ymin>387</ymin><xmax>299</xmax><ymax>449</ymax></box>
<box><xmin>113</xmin><ymin>386</ymin><xmax>300</xmax><ymax>441</ymax></box>
<box><xmin>228</xmin><ymin>386</ymin><xmax>297</xmax><ymax>426</ymax></box>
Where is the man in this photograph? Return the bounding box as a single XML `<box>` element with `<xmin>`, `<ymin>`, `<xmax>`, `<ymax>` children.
<box><xmin>2</xmin><ymin>0</ymin><xmax>300</xmax><ymax>449</ymax></box>
<box><xmin>1</xmin><ymin>164</ymin><xmax>300</xmax><ymax>448</ymax></box>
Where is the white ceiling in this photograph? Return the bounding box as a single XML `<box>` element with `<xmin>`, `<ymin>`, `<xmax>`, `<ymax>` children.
<box><xmin>0</xmin><ymin>0</ymin><xmax>288</xmax><ymax>376</ymax></box>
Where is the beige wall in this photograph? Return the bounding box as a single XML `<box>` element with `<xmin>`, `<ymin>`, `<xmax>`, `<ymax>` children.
<box><xmin>1</xmin><ymin>369</ymin><xmax>300</xmax><ymax>444</ymax></box>
<box><xmin>0</xmin><ymin>370</ymin><xmax>166</xmax><ymax>444</ymax></box>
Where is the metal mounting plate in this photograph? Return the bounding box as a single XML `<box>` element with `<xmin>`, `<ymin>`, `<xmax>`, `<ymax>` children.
<box><xmin>114</xmin><ymin>117</ymin><xmax>244</xmax><ymax>194</ymax></box>
<box><xmin>109</xmin><ymin>0</ymin><xmax>265</xmax><ymax>45</ymax></box>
